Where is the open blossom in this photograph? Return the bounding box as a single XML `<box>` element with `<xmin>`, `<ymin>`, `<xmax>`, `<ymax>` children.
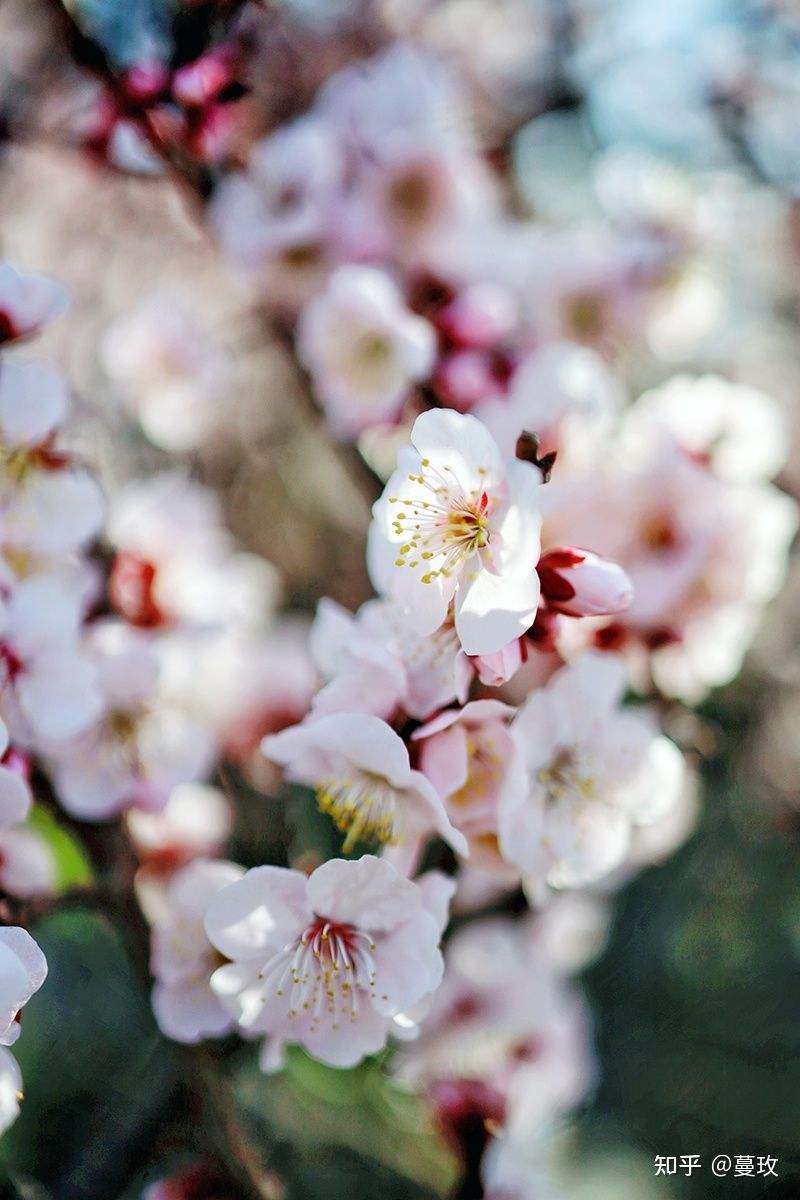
<box><xmin>297</xmin><ymin>266</ymin><xmax>436</xmax><ymax>438</ymax></box>
<box><xmin>101</xmin><ymin>296</ymin><xmax>230</xmax><ymax>453</ymax></box>
<box><xmin>0</xmin><ymin>361</ymin><xmax>104</xmax><ymax>562</ymax></box>
<box><xmin>309</xmin><ymin>597</ymin><xmax>472</xmax><ymax>722</ymax></box>
<box><xmin>263</xmin><ymin>712</ymin><xmax>467</xmax><ymax>857</ymax></box>
<box><xmin>319</xmin><ymin>44</ymin><xmax>498</xmax><ymax>260</ymax></box>
<box><xmin>413</xmin><ymin>700</ymin><xmax>517</xmax><ymax>869</ymax></box>
<box><xmin>209</xmin><ymin>114</ymin><xmax>344</xmax><ymax>306</ymax></box>
<box><xmin>45</xmin><ymin>620</ymin><xmax>216</xmax><ymax>820</ymax></box>
<box><xmin>150</xmin><ymin>858</ymin><xmax>245</xmax><ymax>1043</ymax></box>
<box><xmin>0</xmin><ymin>570</ymin><xmax>102</xmax><ymax>746</ymax></box>
<box><xmin>369</xmin><ymin>409</ymin><xmax>542</xmax><ymax>656</ymax></box>
<box><xmin>107</xmin><ymin>473</ymin><xmax>278</xmax><ymax>632</ymax></box>
<box><xmin>543</xmin><ymin>422</ymin><xmax>798</xmax><ymax>700</ymax></box>
<box><xmin>498</xmin><ymin>655</ymin><xmax>685</xmax><ymax>888</ymax></box>
<box><xmin>398</xmin><ymin>915</ymin><xmax>595</xmax><ymax>1123</ymax></box>
<box><xmin>205</xmin><ymin>855</ymin><xmax>452</xmax><ymax>1069</ymax></box>
<box><xmin>624</xmin><ymin>373</ymin><xmax>787</xmax><ymax>483</ymax></box>
<box><xmin>0</xmin><ymin>263</ymin><xmax>68</xmax><ymax>344</ymax></box>
<box><xmin>128</xmin><ymin>781</ymin><xmax>233</xmax><ymax>873</ymax></box>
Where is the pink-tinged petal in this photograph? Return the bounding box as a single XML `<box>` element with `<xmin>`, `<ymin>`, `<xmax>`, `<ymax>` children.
<box><xmin>299</xmin><ymin>1001</ymin><xmax>390</xmax><ymax>1068</ymax></box>
<box><xmin>371</xmin><ymin>911</ymin><xmax>444</xmax><ymax>1015</ymax></box>
<box><xmin>539</xmin><ymin>548</ymin><xmax>633</xmax><ymax>617</ymax></box>
<box><xmin>455</xmin><ymin>565</ymin><xmax>540</xmax><ymax>656</ymax></box>
<box><xmin>0</xmin><ymin>767</ymin><xmax>30</xmax><ymax>831</ymax></box>
<box><xmin>307</xmin><ymin>855</ymin><xmax>419</xmax><ymax>932</ymax></box>
<box><xmin>204</xmin><ymin>866</ymin><xmax>310</xmax><ymax>961</ymax></box>
<box><xmin>152</xmin><ymin>981</ymin><xmax>233</xmax><ymax>1044</ymax></box>
<box><xmin>0</xmin><ymin>828</ymin><xmax>55</xmax><ymax>898</ymax></box>
<box><xmin>0</xmin><ymin>928</ymin><xmax>47</xmax><ymax>1045</ymax></box>
<box><xmin>472</xmin><ymin>637</ymin><xmax>525</xmax><ymax>686</ymax></box>
<box><xmin>0</xmin><ymin>362</ymin><xmax>68</xmax><ymax>447</ymax></box>
<box><xmin>405</xmin><ymin>769</ymin><xmax>469</xmax><ymax>857</ymax></box>
<box><xmin>416</xmin><ymin>870</ymin><xmax>456</xmax><ymax>934</ymax></box>
<box><xmin>416</xmin><ymin>722</ymin><xmax>469</xmax><ymax>799</ymax></box>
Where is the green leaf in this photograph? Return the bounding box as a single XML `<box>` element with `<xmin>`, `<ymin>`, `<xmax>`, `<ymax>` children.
<box><xmin>233</xmin><ymin>1045</ymin><xmax>457</xmax><ymax>1198</ymax></box>
<box><xmin>28</xmin><ymin>804</ymin><xmax>94</xmax><ymax>891</ymax></box>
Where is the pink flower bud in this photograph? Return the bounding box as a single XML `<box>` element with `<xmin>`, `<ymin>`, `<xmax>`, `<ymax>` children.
<box><xmin>433</xmin><ymin>349</ymin><xmax>504</xmax><ymax>412</ymax></box>
<box><xmin>538</xmin><ymin>547</ymin><xmax>633</xmax><ymax>618</ymax></box>
<box><xmin>471</xmin><ymin>636</ymin><xmax>526</xmax><ymax>686</ymax></box>
<box><xmin>437</xmin><ymin>282</ymin><xmax>517</xmax><ymax>349</ymax></box>
<box><xmin>121</xmin><ymin>63</ymin><xmax>171</xmax><ymax>106</ymax></box>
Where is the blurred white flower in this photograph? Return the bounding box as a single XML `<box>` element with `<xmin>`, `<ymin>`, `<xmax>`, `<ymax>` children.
<box><xmin>498</xmin><ymin>655</ymin><xmax>686</xmax><ymax>887</ymax></box>
<box><xmin>297</xmin><ymin>266</ymin><xmax>435</xmax><ymax>437</ymax></box>
<box><xmin>102</xmin><ymin>296</ymin><xmax>231</xmax><ymax>452</ymax></box>
<box><xmin>151</xmin><ymin>858</ymin><xmax>245</xmax><ymax>1043</ymax></box>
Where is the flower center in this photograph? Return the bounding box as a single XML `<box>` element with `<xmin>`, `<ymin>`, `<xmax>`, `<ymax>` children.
<box><xmin>389</xmin><ymin>459</ymin><xmax>492</xmax><ymax>584</ymax></box>
<box><xmin>449</xmin><ymin>732</ymin><xmax>503</xmax><ymax>809</ymax></box>
<box><xmin>258</xmin><ymin>915</ymin><xmax>378</xmax><ymax>1028</ymax></box>
<box><xmin>316</xmin><ymin>771</ymin><xmax>400</xmax><ymax>852</ymax></box>
<box><xmin>537</xmin><ymin>747</ymin><xmax>596</xmax><ymax>804</ymax></box>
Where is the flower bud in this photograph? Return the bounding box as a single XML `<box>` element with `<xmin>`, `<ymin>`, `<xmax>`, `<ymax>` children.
<box><xmin>538</xmin><ymin>547</ymin><xmax>633</xmax><ymax>618</ymax></box>
<box><xmin>471</xmin><ymin>636</ymin><xmax>526</xmax><ymax>686</ymax></box>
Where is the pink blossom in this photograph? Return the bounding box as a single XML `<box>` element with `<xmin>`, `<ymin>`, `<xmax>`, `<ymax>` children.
<box><xmin>204</xmin><ymin>855</ymin><xmax>453</xmax><ymax>1069</ymax></box>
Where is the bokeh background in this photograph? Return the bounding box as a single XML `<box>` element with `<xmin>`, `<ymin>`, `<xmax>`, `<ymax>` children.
<box><xmin>1</xmin><ymin>1</ymin><xmax>800</xmax><ymax>1198</ymax></box>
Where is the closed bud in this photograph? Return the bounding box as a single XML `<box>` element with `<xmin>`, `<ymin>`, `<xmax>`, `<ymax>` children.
<box><xmin>538</xmin><ymin>547</ymin><xmax>633</xmax><ymax>618</ymax></box>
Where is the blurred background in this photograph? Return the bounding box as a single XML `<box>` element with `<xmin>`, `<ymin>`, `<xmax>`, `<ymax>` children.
<box><xmin>1</xmin><ymin>1</ymin><xmax>800</xmax><ymax>1198</ymax></box>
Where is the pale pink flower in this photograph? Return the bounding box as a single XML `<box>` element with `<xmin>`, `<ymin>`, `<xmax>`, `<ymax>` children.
<box><xmin>209</xmin><ymin>115</ymin><xmax>343</xmax><ymax>307</ymax></box>
<box><xmin>319</xmin><ymin>45</ymin><xmax>498</xmax><ymax>260</ymax></box>
<box><xmin>151</xmin><ymin>858</ymin><xmax>245</xmax><ymax>1044</ymax></box>
<box><xmin>0</xmin><ymin>826</ymin><xmax>56</xmax><ymax>899</ymax></box>
<box><xmin>127</xmin><ymin>781</ymin><xmax>233</xmax><ymax>871</ymax></box>
<box><xmin>624</xmin><ymin>373</ymin><xmax>788</xmax><ymax>483</ymax></box>
<box><xmin>107</xmin><ymin>474</ymin><xmax>278</xmax><ymax>632</ymax></box>
<box><xmin>45</xmin><ymin>621</ymin><xmax>216</xmax><ymax>820</ymax></box>
<box><xmin>101</xmin><ymin>296</ymin><xmax>230</xmax><ymax>452</ymax></box>
<box><xmin>369</xmin><ymin>409</ymin><xmax>542</xmax><ymax>656</ymax></box>
<box><xmin>263</xmin><ymin>712</ymin><xmax>467</xmax><ymax>856</ymax></box>
<box><xmin>309</xmin><ymin>597</ymin><xmax>473</xmax><ymax>722</ymax></box>
<box><xmin>0</xmin><ymin>926</ymin><xmax>46</xmax><ymax>1136</ymax></box>
<box><xmin>0</xmin><ymin>570</ymin><xmax>102</xmax><ymax>746</ymax></box>
<box><xmin>297</xmin><ymin>266</ymin><xmax>435</xmax><ymax>438</ymax></box>
<box><xmin>0</xmin><ymin>361</ymin><xmax>103</xmax><ymax>562</ymax></box>
<box><xmin>413</xmin><ymin>699</ymin><xmax>516</xmax><ymax>867</ymax></box>
<box><xmin>205</xmin><ymin>855</ymin><xmax>452</xmax><ymax>1069</ymax></box>
<box><xmin>498</xmin><ymin>655</ymin><xmax>686</xmax><ymax>887</ymax></box>
<box><xmin>398</xmin><ymin>916</ymin><xmax>595</xmax><ymax>1122</ymax></box>
<box><xmin>543</xmin><ymin>431</ymin><xmax>798</xmax><ymax>700</ymax></box>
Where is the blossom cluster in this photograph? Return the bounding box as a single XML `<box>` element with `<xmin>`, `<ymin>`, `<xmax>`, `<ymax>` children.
<box><xmin>1</xmin><ymin>14</ymin><xmax>798</xmax><ymax>1198</ymax></box>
